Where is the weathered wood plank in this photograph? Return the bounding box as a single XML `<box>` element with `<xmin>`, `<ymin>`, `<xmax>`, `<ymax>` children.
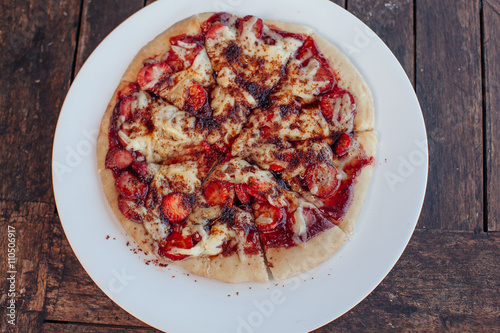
<box><xmin>74</xmin><ymin>0</ymin><xmax>144</xmax><ymax>75</ymax></box>
<box><xmin>0</xmin><ymin>201</ymin><xmax>57</xmax><ymax>332</ymax></box>
<box><xmin>484</xmin><ymin>0</ymin><xmax>500</xmax><ymax>231</ymax></box>
<box><xmin>416</xmin><ymin>0</ymin><xmax>483</xmax><ymax>231</ymax></box>
<box><xmin>317</xmin><ymin>230</ymin><xmax>500</xmax><ymax>332</ymax></box>
<box><xmin>42</xmin><ymin>322</ymin><xmax>161</xmax><ymax>333</ymax></box>
<box><xmin>348</xmin><ymin>0</ymin><xmax>414</xmax><ymax>85</ymax></box>
<box><xmin>0</xmin><ymin>0</ymin><xmax>81</xmax><ymax>203</ymax></box>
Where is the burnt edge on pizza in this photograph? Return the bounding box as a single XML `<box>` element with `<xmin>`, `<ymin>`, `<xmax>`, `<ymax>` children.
<box><xmin>96</xmin><ymin>12</ymin><xmax>376</xmax><ymax>283</ymax></box>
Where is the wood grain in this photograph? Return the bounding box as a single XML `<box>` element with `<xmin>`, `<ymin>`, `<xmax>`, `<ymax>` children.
<box><xmin>348</xmin><ymin>0</ymin><xmax>414</xmax><ymax>85</ymax></box>
<box><xmin>416</xmin><ymin>0</ymin><xmax>483</xmax><ymax>231</ymax></box>
<box><xmin>0</xmin><ymin>0</ymin><xmax>80</xmax><ymax>203</ymax></box>
<box><xmin>74</xmin><ymin>0</ymin><xmax>145</xmax><ymax>75</ymax></box>
<box><xmin>484</xmin><ymin>0</ymin><xmax>500</xmax><ymax>231</ymax></box>
<box><xmin>42</xmin><ymin>322</ymin><xmax>161</xmax><ymax>332</ymax></box>
<box><xmin>317</xmin><ymin>230</ymin><xmax>500</xmax><ymax>332</ymax></box>
<box><xmin>0</xmin><ymin>201</ymin><xmax>57</xmax><ymax>332</ymax></box>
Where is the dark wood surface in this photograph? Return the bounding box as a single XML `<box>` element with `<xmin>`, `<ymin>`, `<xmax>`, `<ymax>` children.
<box><xmin>0</xmin><ymin>0</ymin><xmax>499</xmax><ymax>332</ymax></box>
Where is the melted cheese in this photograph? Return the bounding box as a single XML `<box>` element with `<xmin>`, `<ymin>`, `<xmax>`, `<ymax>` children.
<box><xmin>124</xmin><ymin>102</ymin><xmax>206</xmax><ymax>162</ymax></box>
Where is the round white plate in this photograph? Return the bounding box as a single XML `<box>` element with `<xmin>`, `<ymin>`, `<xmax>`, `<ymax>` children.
<box><xmin>52</xmin><ymin>0</ymin><xmax>427</xmax><ymax>332</ymax></box>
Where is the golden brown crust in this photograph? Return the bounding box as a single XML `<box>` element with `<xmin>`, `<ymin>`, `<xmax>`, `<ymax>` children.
<box><xmin>265</xmin><ymin>226</ymin><xmax>348</xmax><ymax>280</ymax></box>
<box><xmin>176</xmin><ymin>253</ymin><xmax>269</xmax><ymax>283</ymax></box>
<box><xmin>311</xmin><ymin>33</ymin><xmax>375</xmax><ymax>131</ymax></box>
<box><xmin>336</xmin><ymin>131</ymin><xmax>377</xmax><ymax>235</ymax></box>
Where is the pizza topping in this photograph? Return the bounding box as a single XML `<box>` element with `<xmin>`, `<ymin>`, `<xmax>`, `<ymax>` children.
<box><xmin>118</xmin><ymin>196</ymin><xmax>143</xmax><ymax>222</ymax></box>
<box><xmin>184</xmin><ymin>81</ymin><xmax>207</xmax><ymax>112</ymax></box>
<box><xmin>235</xmin><ymin>184</ymin><xmax>251</xmax><ymax>205</ymax></box>
<box><xmin>105</xmin><ymin>147</ymin><xmax>134</xmax><ymax>172</ymax></box>
<box><xmin>204</xmin><ymin>181</ymin><xmax>235</xmax><ymax>206</ymax></box>
<box><xmin>320</xmin><ymin>88</ymin><xmax>356</xmax><ymax>131</ymax></box>
<box><xmin>166</xmin><ymin>34</ymin><xmax>205</xmax><ymax>72</ymax></box>
<box><xmin>253</xmin><ymin>201</ymin><xmax>284</xmax><ymax>231</ymax></box>
<box><xmin>118</xmin><ymin>83</ymin><xmax>139</xmax><ymax>99</ymax></box>
<box><xmin>161</xmin><ymin>192</ymin><xmax>192</xmax><ymax>223</ymax></box>
<box><xmin>333</xmin><ymin>133</ymin><xmax>352</xmax><ymax>157</ymax></box>
<box><xmin>115</xmin><ymin>171</ymin><xmax>148</xmax><ymax>200</ymax></box>
<box><xmin>158</xmin><ymin>231</ymin><xmax>194</xmax><ymax>261</ymax></box>
<box><xmin>237</xmin><ymin>16</ymin><xmax>264</xmax><ymax>39</ymax></box>
<box><xmin>305</xmin><ymin>163</ymin><xmax>340</xmax><ymax>197</ymax></box>
<box><xmin>137</xmin><ymin>61</ymin><xmax>172</xmax><ymax>89</ymax></box>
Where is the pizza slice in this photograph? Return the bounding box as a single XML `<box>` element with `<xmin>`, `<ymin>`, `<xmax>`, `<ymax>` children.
<box><xmin>202</xmin><ymin>157</ymin><xmax>348</xmax><ymax>280</ymax></box>
<box><xmin>201</xmin><ymin>12</ymin><xmax>312</xmax><ymax>106</ymax></box>
<box><xmin>270</xmin><ymin>34</ymin><xmax>374</xmax><ymax>132</ymax></box>
<box><xmin>232</xmin><ymin>131</ymin><xmax>376</xmax><ymax>235</ymax></box>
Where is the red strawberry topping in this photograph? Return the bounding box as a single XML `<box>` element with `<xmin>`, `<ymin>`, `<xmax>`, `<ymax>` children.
<box><xmin>201</xmin><ymin>12</ymin><xmax>232</xmax><ymax>34</ymax></box>
<box><xmin>235</xmin><ymin>184</ymin><xmax>251</xmax><ymax>205</ymax></box>
<box><xmin>119</xmin><ymin>95</ymin><xmax>136</xmax><ymax>120</ymax></box>
<box><xmin>161</xmin><ymin>192</ymin><xmax>192</xmax><ymax>223</ymax></box>
<box><xmin>246</xmin><ymin>178</ymin><xmax>273</xmax><ymax>202</ymax></box>
<box><xmin>253</xmin><ymin>201</ymin><xmax>285</xmax><ymax>231</ymax></box>
<box><xmin>320</xmin><ymin>88</ymin><xmax>356</xmax><ymax>124</ymax></box>
<box><xmin>131</xmin><ymin>161</ymin><xmax>151</xmax><ymax>181</ymax></box>
<box><xmin>115</xmin><ymin>171</ymin><xmax>148</xmax><ymax>200</ymax></box>
<box><xmin>105</xmin><ymin>148</ymin><xmax>134</xmax><ymax>171</ymax></box>
<box><xmin>117</xmin><ymin>196</ymin><xmax>142</xmax><ymax>222</ymax></box>
<box><xmin>305</xmin><ymin>163</ymin><xmax>340</xmax><ymax>197</ymax></box>
<box><xmin>333</xmin><ymin>133</ymin><xmax>353</xmax><ymax>157</ymax></box>
<box><xmin>184</xmin><ymin>81</ymin><xmax>207</xmax><ymax>112</ymax></box>
<box><xmin>158</xmin><ymin>231</ymin><xmax>194</xmax><ymax>261</ymax></box>
<box><xmin>237</xmin><ymin>16</ymin><xmax>263</xmax><ymax>39</ymax></box>
<box><xmin>204</xmin><ymin>181</ymin><xmax>235</xmax><ymax>206</ymax></box>
<box><xmin>269</xmin><ymin>164</ymin><xmax>285</xmax><ymax>172</ymax></box>
<box><xmin>117</xmin><ymin>83</ymin><xmax>139</xmax><ymax>99</ymax></box>
<box><xmin>136</xmin><ymin>61</ymin><xmax>172</xmax><ymax>89</ymax></box>
<box><xmin>205</xmin><ymin>22</ymin><xmax>227</xmax><ymax>39</ymax></box>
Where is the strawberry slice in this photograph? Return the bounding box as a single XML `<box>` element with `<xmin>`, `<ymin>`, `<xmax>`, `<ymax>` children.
<box><xmin>201</xmin><ymin>12</ymin><xmax>232</xmax><ymax>34</ymax></box>
<box><xmin>204</xmin><ymin>181</ymin><xmax>235</xmax><ymax>206</ymax></box>
<box><xmin>269</xmin><ymin>164</ymin><xmax>285</xmax><ymax>172</ymax></box>
<box><xmin>118</xmin><ymin>83</ymin><xmax>139</xmax><ymax>99</ymax></box>
<box><xmin>235</xmin><ymin>184</ymin><xmax>251</xmax><ymax>205</ymax></box>
<box><xmin>158</xmin><ymin>231</ymin><xmax>194</xmax><ymax>261</ymax></box>
<box><xmin>115</xmin><ymin>171</ymin><xmax>148</xmax><ymax>200</ymax></box>
<box><xmin>245</xmin><ymin>178</ymin><xmax>273</xmax><ymax>202</ymax></box>
<box><xmin>136</xmin><ymin>62</ymin><xmax>172</xmax><ymax>89</ymax></box>
<box><xmin>333</xmin><ymin>133</ymin><xmax>353</xmax><ymax>157</ymax></box>
<box><xmin>184</xmin><ymin>81</ymin><xmax>207</xmax><ymax>112</ymax></box>
<box><xmin>105</xmin><ymin>148</ymin><xmax>134</xmax><ymax>171</ymax></box>
<box><xmin>205</xmin><ymin>22</ymin><xmax>227</xmax><ymax>39</ymax></box>
<box><xmin>305</xmin><ymin>163</ymin><xmax>340</xmax><ymax>197</ymax></box>
<box><xmin>119</xmin><ymin>95</ymin><xmax>136</xmax><ymax>120</ymax></box>
<box><xmin>253</xmin><ymin>201</ymin><xmax>285</xmax><ymax>231</ymax></box>
<box><xmin>314</xmin><ymin>63</ymin><xmax>335</xmax><ymax>94</ymax></box>
<box><xmin>237</xmin><ymin>16</ymin><xmax>263</xmax><ymax>39</ymax></box>
<box><xmin>117</xmin><ymin>196</ymin><xmax>142</xmax><ymax>222</ymax></box>
<box><xmin>131</xmin><ymin>161</ymin><xmax>151</xmax><ymax>182</ymax></box>
<box><xmin>320</xmin><ymin>88</ymin><xmax>356</xmax><ymax>124</ymax></box>
<box><xmin>161</xmin><ymin>192</ymin><xmax>192</xmax><ymax>223</ymax></box>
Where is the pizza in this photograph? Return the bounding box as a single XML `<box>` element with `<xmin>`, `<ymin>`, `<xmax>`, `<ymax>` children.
<box><xmin>96</xmin><ymin>12</ymin><xmax>376</xmax><ymax>283</ymax></box>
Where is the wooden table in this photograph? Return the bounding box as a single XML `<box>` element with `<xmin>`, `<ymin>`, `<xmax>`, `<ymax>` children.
<box><xmin>1</xmin><ymin>0</ymin><xmax>499</xmax><ymax>332</ymax></box>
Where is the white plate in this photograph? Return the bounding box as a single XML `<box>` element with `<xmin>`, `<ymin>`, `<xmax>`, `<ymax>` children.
<box><xmin>52</xmin><ymin>0</ymin><xmax>427</xmax><ymax>332</ymax></box>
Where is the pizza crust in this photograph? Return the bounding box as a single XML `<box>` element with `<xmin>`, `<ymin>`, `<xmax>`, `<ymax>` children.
<box><xmin>176</xmin><ymin>253</ymin><xmax>269</xmax><ymax>283</ymax></box>
<box><xmin>265</xmin><ymin>226</ymin><xmax>348</xmax><ymax>280</ymax></box>
<box><xmin>336</xmin><ymin>131</ymin><xmax>377</xmax><ymax>235</ymax></box>
<box><xmin>311</xmin><ymin>33</ymin><xmax>375</xmax><ymax>132</ymax></box>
